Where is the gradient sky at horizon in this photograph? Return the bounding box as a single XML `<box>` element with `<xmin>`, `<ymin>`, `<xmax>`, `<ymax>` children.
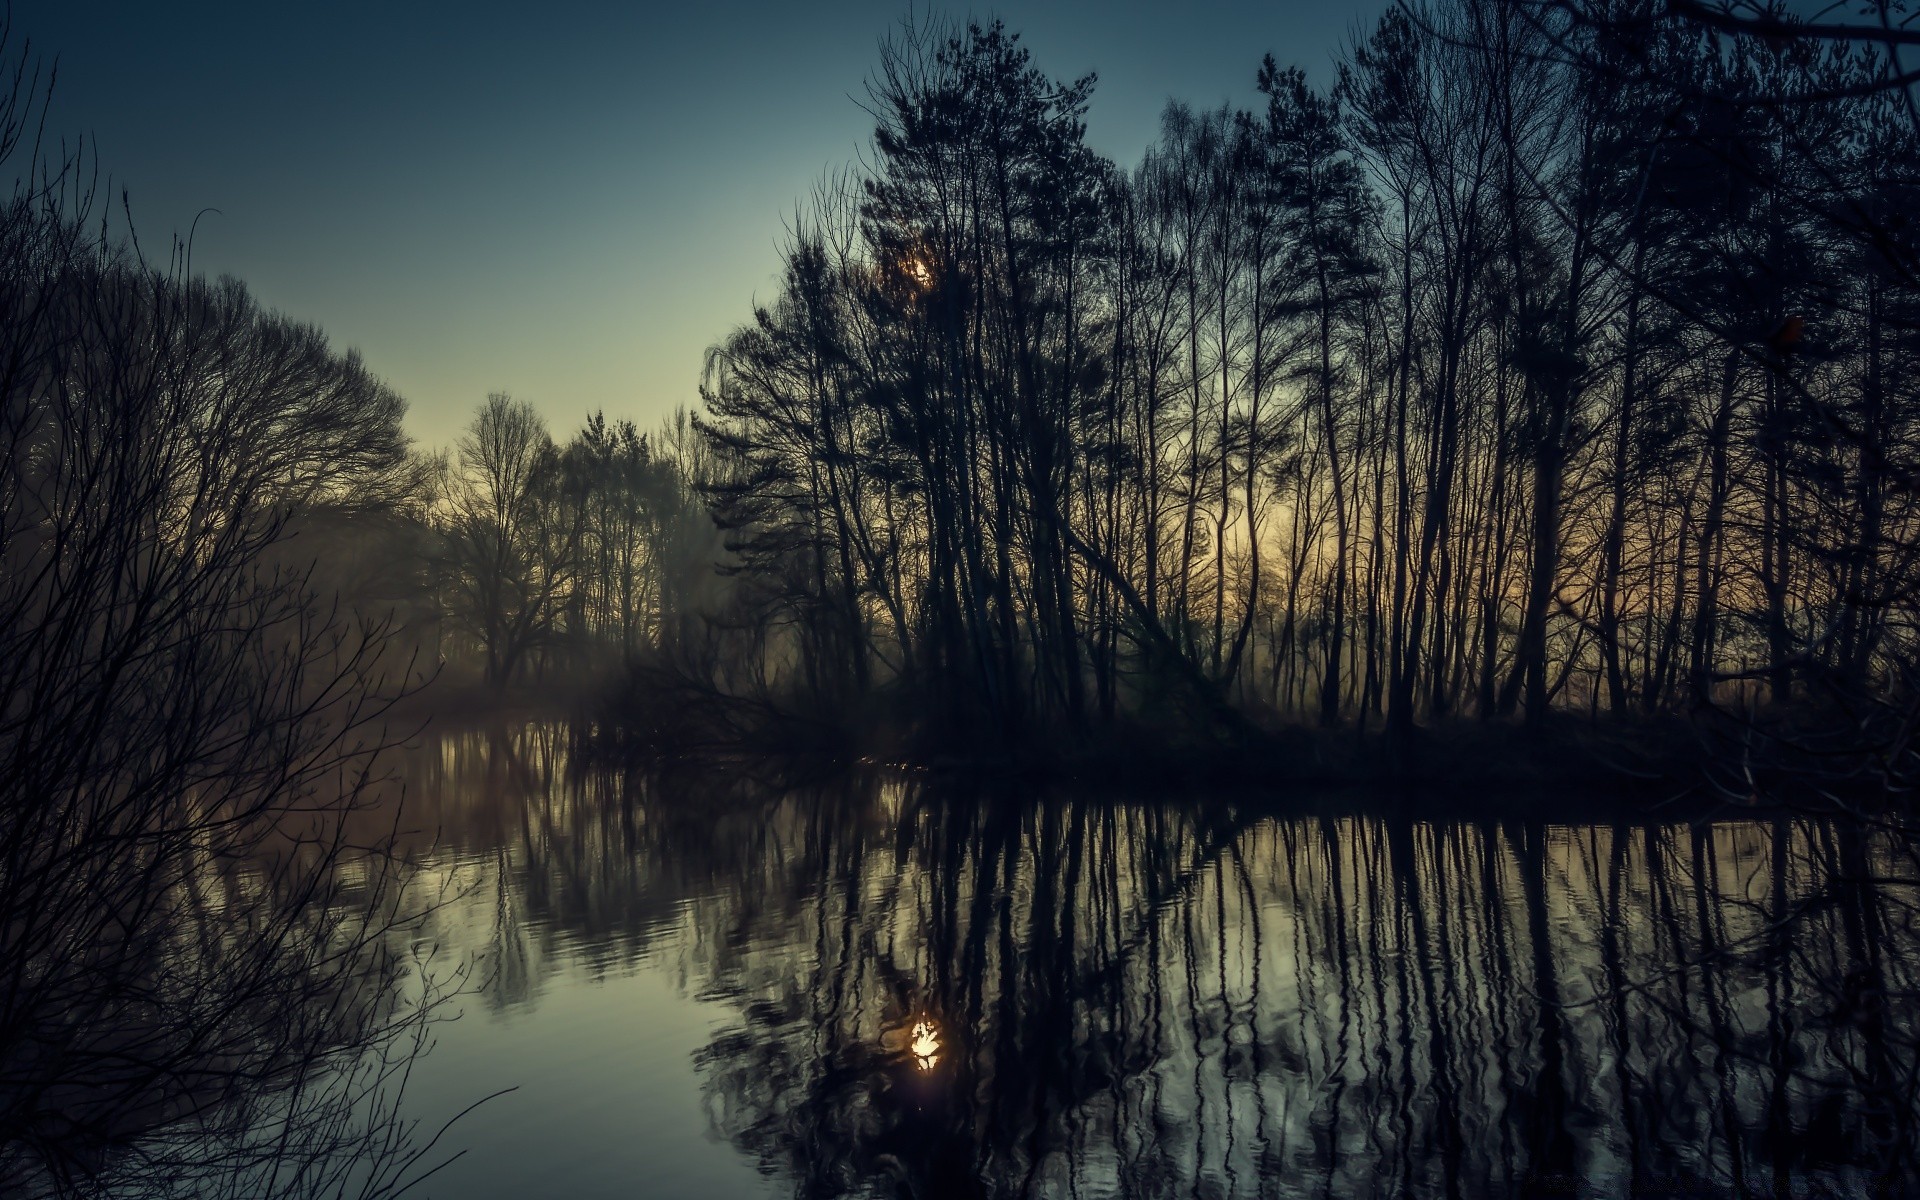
<box><xmin>14</xmin><ymin>1</ymin><xmax>1388</xmax><ymax>447</ymax></box>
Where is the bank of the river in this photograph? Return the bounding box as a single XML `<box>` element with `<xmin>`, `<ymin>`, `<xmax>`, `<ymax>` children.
<box><xmin>583</xmin><ymin>691</ymin><xmax>1914</xmax><ymax>833</ymax></box>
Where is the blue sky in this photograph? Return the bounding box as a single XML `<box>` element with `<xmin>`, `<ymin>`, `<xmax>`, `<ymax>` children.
<box><xmin>13</xmin><ymin>1</ymin><xmax>1388</xmax><ymax>446</ymax></box>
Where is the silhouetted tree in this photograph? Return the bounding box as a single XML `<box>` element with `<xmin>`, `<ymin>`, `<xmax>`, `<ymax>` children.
<box><xmin>664</xmin><ymin>0</ymin><xmax>1920</xmax><ymax>766</ymax></box>
<box><xmin>0</xmin><ymin>24</ymin><xmax>467</xmax><ymax>1194</ymax></box>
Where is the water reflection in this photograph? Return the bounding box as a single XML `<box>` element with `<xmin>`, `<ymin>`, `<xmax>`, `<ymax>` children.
<box><xmin>0</xmin><ymin>782</ymin><xmax>472</xmax><ymax>1200</ymax></box>
<box><xmin>910</xmin><ymin>1019</ymin><xmax>942</xmax><ymax>1072</ymax></box>
<box><xmin>400</xmin><ymin>726</ymin><xmax>1920</xmax><ymax>1199</ymax></box>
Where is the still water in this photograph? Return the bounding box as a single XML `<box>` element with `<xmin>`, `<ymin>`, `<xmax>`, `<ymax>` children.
<box><xmin>383</xmin><ymin>724</ymin><xmax>1919</xmax><ymax>1199</ymax></box>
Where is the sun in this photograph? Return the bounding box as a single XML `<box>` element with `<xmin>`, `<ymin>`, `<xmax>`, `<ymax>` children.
<box><xmin>910</xmin><ymin>1018</ymin><xmax>941</xmax><ymax>1070</ymax></box>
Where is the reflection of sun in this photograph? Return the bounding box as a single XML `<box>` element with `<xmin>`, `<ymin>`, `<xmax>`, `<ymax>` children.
<box><xmin>911</xmin><ymin>1018</ymin><xmax>941</xmax><ymax>1071</ymax></box>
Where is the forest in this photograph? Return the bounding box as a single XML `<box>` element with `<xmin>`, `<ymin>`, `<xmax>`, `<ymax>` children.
<box><xmin>687</xmin><ymin>3</ymin><xmax>1920</xmax><ymax>752</ymax></box>
<box><xmin>11</xmin><ymin>0</ymin><xmax>1905</xmax><ymax>763</ymax></box>
<box><xmin>291</xmin><ymin>0</ymin><xmax>1920</xmax><ymax>767</ymax></box>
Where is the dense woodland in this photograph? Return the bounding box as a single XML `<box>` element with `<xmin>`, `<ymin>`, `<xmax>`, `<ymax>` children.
<box><xmin>87</xmin><ymin>0</ymin><xmax>1913</xmax><ymax>757</ymax></box>
<box><xmin>683</xmin><ymin>1</ymin><xmax>1920</xmax><ymax>745</ymax></box>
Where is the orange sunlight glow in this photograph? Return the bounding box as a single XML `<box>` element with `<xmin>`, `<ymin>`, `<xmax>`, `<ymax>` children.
<box><xmin>911</xmin><ymin>1018</ymin><xmax>941</xmax><ymax>1071</ymax></box>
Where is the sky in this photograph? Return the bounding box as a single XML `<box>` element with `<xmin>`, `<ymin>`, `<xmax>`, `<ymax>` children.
<box><xmin>13</xmin><ymin>1</ymin><xmax>1389</xmax><ymax>448</ymax></box>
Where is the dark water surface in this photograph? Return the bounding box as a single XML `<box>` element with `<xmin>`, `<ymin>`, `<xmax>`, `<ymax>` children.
<box><xmin>387</xmin><ymin>725</ymin><xmax>1920</xmax><ymax>1199</ymax></box>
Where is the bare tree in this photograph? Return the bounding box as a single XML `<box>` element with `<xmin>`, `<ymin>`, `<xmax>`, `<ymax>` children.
<box><xmin>436</xmin><ymin>393</ymin><xmax>586</xmax><ymax>687</ymax></box>
<box><xmin>0</xmin><ymin>24</ymin><xmax>480</xmax><ymax>1192</ymax></box>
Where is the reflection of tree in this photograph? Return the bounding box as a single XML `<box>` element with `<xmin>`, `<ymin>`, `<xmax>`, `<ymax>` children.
<box><xmin>0</xmin><ymin>771</ymin><xmax>474</xmax><ymax>1200</ymax></box>
<box><xmin>392</xmin><ymin>726</ymin><xmax>846</xmax><ymax>1009</ymax></box>
<box><xmin>678</xmin><ymin>788</ymin><xmax>1920</xmax><ymax>1198</ymax></box>
<box><xmin>384</xmin><ymin>728</ymin><xmax>1920</xmax><ymax>1195</ymax></box>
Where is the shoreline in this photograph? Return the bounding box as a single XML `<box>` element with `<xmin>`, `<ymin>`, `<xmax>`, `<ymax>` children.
<box><xmin>382</xmin><ymin>676</ymin><xmax>1911</xmax><ymax>825</ymax></box>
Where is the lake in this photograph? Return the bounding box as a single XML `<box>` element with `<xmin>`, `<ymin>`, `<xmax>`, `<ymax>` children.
<box><xmin>370</xmin><ymin>724</ymin><xmax>1918</xmax><ymax>1199</ymax></box>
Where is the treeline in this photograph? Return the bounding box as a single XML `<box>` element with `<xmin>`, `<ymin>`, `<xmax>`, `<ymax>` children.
<box><xmin>691</xmin><ymin>1</ymin><xmax>1920</xmax><ymax>742</ymax></box>
<box><xmin>423</xmin><ymin>396</ymin><xmax>715</xmax><ymax>689</ymax></box>
<box><xmin>145</xmin><ymin>386</ymin><xmax>723</xmax><ymax>697</ymax></box>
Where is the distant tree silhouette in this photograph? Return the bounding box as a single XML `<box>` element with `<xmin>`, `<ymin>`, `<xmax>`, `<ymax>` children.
<box><xmin>436</xmin><ymin>393</ymin><xmax>584</xmax><ymax>686</ymax></box>
<box><xmin>429</xmin><ymin>396</ymin><xmax>713</xmax><ymax>688</ymax></box>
